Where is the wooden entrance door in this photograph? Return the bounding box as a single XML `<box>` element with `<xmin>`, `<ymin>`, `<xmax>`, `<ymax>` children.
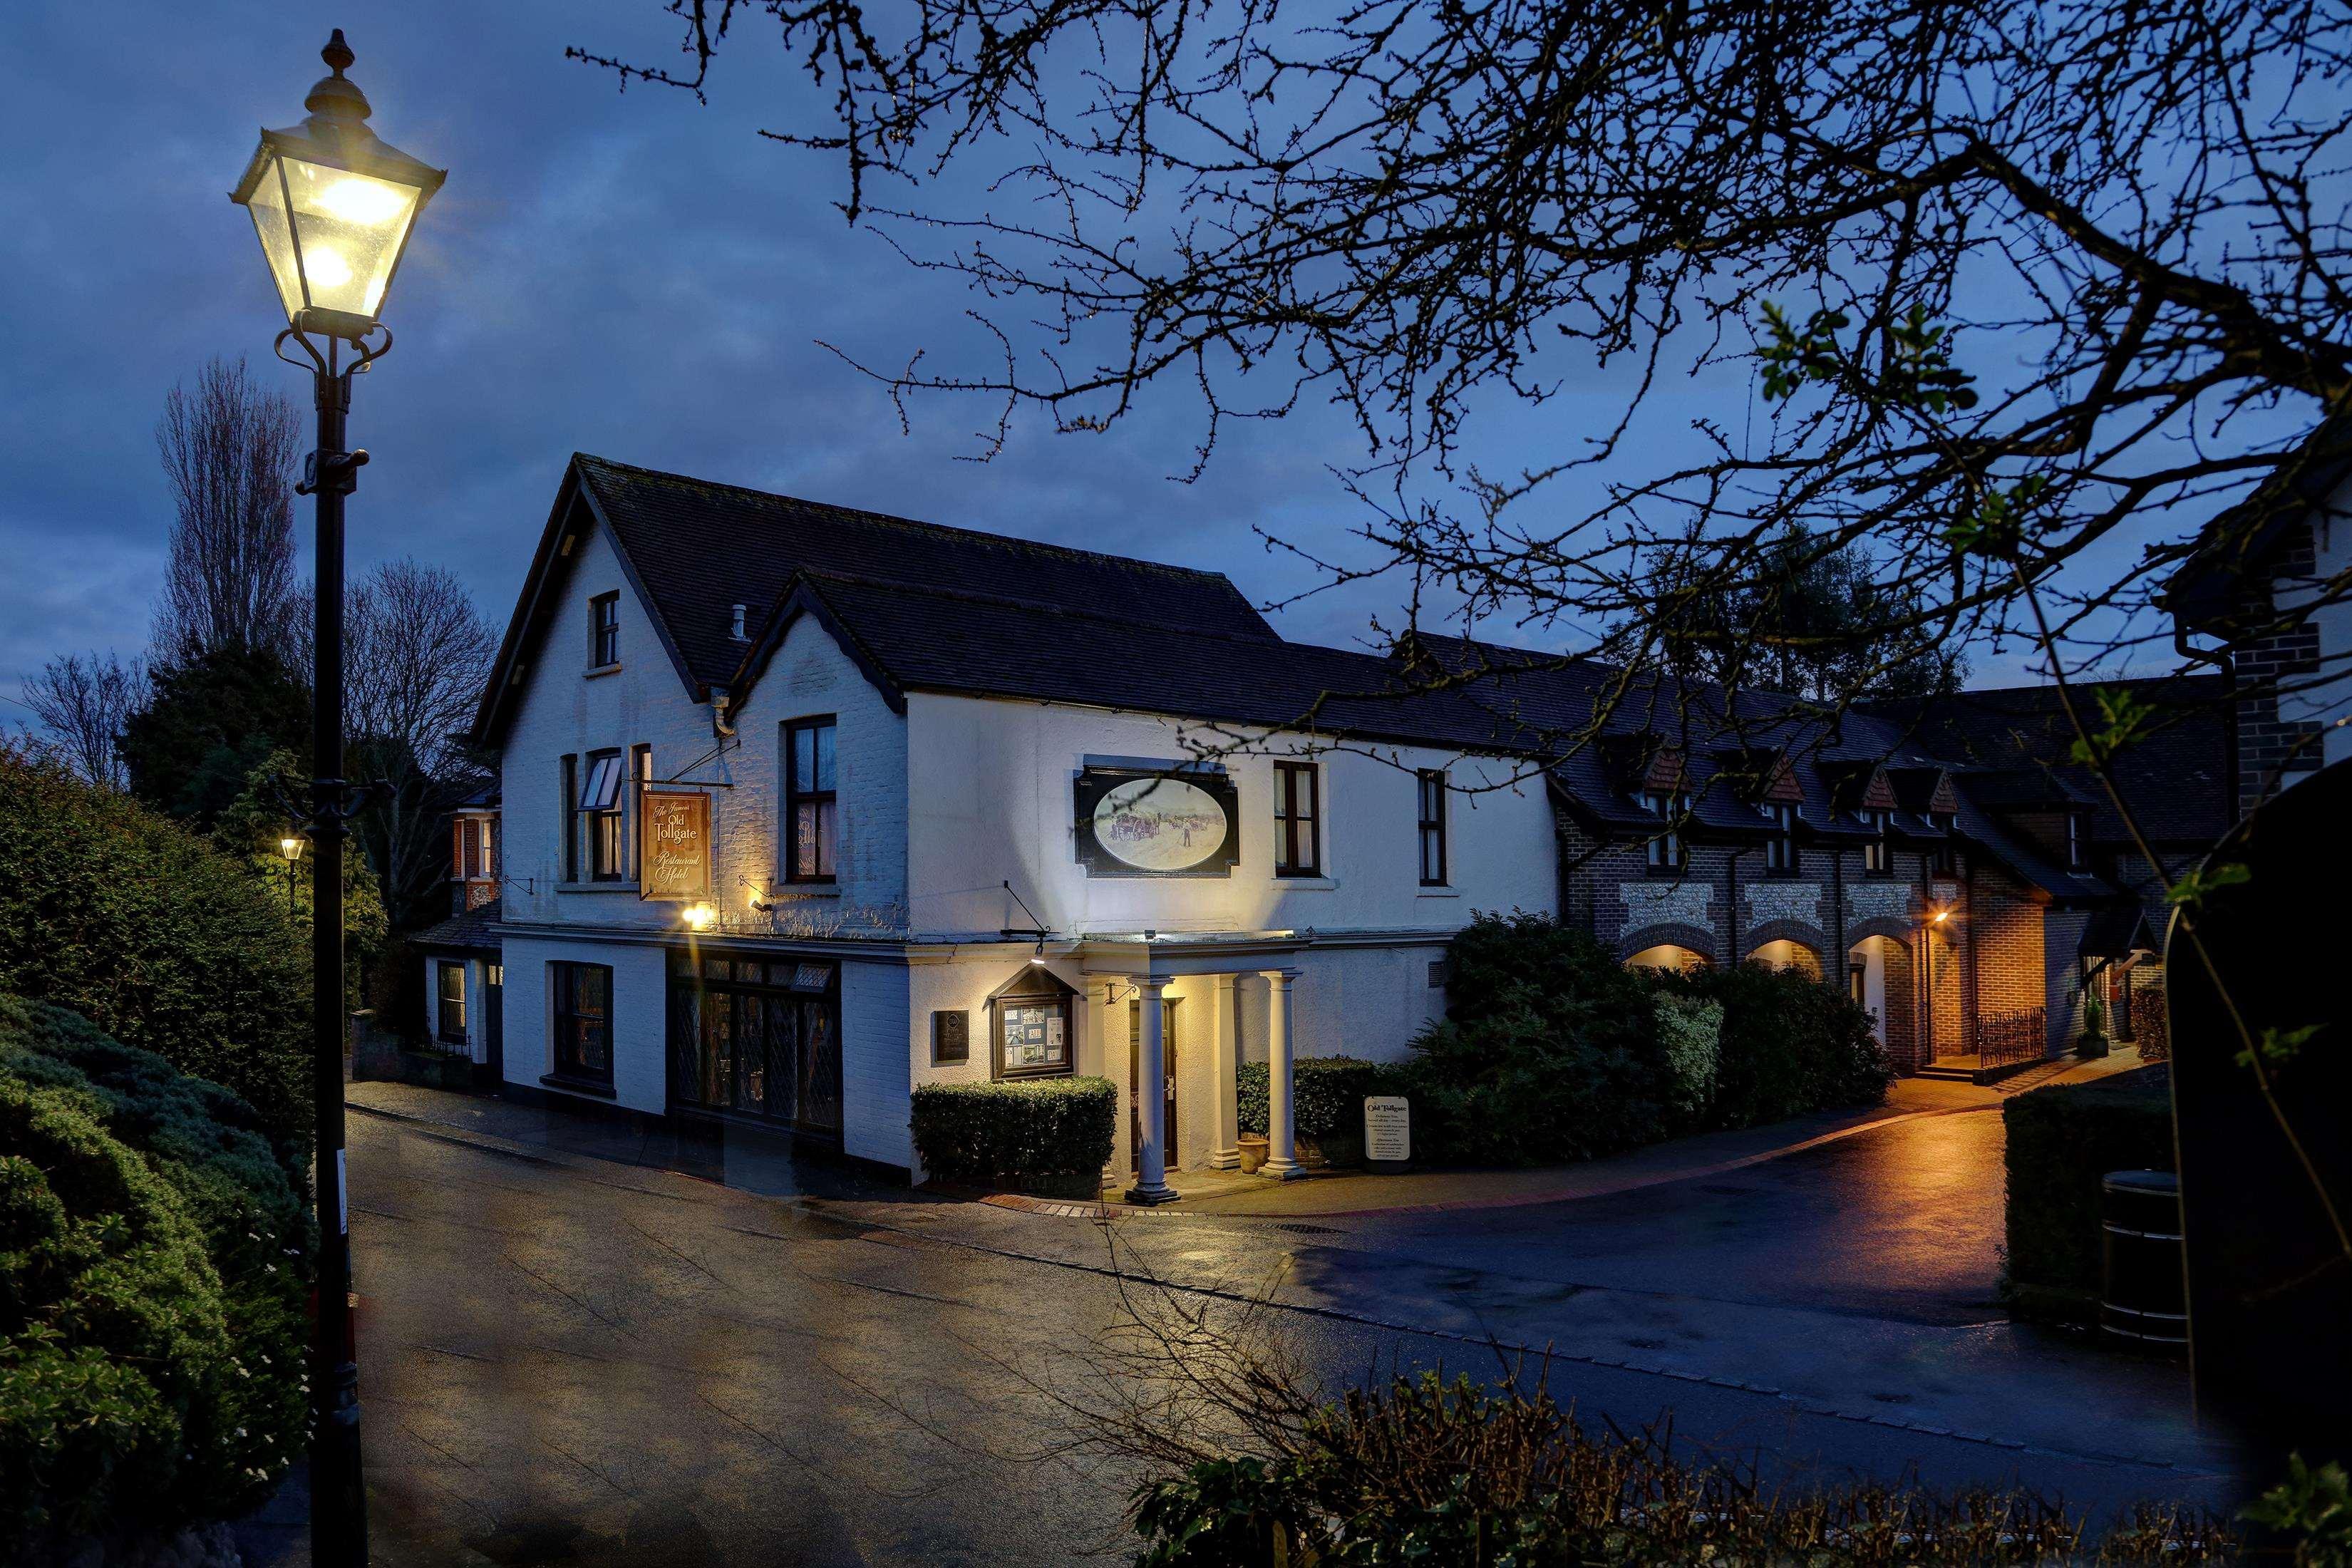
<box><xmin>1128</xmin><ymin>997</ymin><xmax>1179</xmax><ymax>1170</ymax></box>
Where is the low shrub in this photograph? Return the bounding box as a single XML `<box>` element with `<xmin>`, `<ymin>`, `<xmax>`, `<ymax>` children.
<box><xmin>0</xmin><ymin>746</ymin><xmax>309</xmax><ymax>1139</ymax></box>
<box><xmin>1399</xmin><ymin>913</ymin><xmax>1671</xmax><ymax>1166</ymax></box>
<box><xmin>1237</xmin><ymin>1057</ymin><xmax>1403</xmax><ymax>1140</ymax></box>
<box><xmin>911</xmin><ymin>1076</ymin><xmax>1117</xmax><ymax>1197</ymax></box>
<box><xmin>1130</xmin><ymin>1370</ymin><xmax>2227</xmax><ymax>1566</ymax></box>
<box><xmin>2003</xmin><ymin>1063</ymin><xmax>2174</xmax><ymax>1321</ymax></box>
<box><xmin>1651</xmin><ymin>991</ymin><xmax>1723</xmax><ymax>1128</ymax></box>
<box><xmin>0</xmin><ymin>998</ymin><xmax>309</xmax><ymax>1552</ymax></box>
<box><xmin>1664</xmin><ymin>963</ymin><xmax>1893</xmax><ymax>1129</ymax></box>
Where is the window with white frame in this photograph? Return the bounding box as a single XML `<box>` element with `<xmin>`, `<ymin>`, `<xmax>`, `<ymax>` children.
<box><xmin>581</xmin><ymin>750</ymin><xmax>626</xmax><ymax>880</ymax></box>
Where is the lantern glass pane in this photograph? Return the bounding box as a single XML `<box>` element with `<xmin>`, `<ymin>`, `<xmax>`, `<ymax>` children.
<box><xmin>279</xmin><ymin>157</ymin><xmax>422</xmax><ymax>321</ymax></box>
<box><xmin>243</xmin><ymin>158</ymin><xmax>307</xmax><ymax>321</ymax></box>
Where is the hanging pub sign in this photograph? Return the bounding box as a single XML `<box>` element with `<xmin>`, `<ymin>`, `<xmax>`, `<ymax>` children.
<box><xmin>640</xmin><ymin>790</ymin><xmax>713</xmax><ymax>902</ymax></box>
<box><xmin>1073</xmin><ymin>763</ymin><xmax>1239</xmax><ymax>877</ymax></box>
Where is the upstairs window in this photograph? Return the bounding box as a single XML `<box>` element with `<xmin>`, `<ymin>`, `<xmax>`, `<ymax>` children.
<box><xmin>1274</xmin><ymin>760</ymin><xmax>1321</xmax><ymax>877</ymax></box>
<box><xmin>1764</xmin><ymin>802</ymin><xmax>1799</xmax><ymax>874</ymax></box>
<box><xmin>581</xmin><ymin>749</ymin><xmax>625</xmax><ymax>880</ymax></box>
<box><xmin>786</xmin><ymin>716</ymin><xmax>838</xmax><ymax>882</ymax></box>
<box><xmin>2065</xmin><ymin>811</ymin><xmax>2086</xmax><ymax>872</ymax></box>
<box><xmin>1862</xmin><ymin>809</ymin><xmax>1892</xmax><ymax>875</ymax></box>
<box><xmin>589</xmin><ymin>592</ymin><xmax>619</xmax><ymax>667</ymax></box>
<box><xmin>1416</xmin><ymin>770</ymin><xmax>1448</xmax><ymax>886</ymax></box>
<box><xmin>1641</xmin><ymin>790</ymin><xmax>1686</xmax><ymax>872</ymax></box>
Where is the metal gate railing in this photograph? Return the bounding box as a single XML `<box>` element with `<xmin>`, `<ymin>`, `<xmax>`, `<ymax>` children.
<box><xmin>1978</xmin><ymin>1004</ymin><xmax>2048</xmax><ymax>1071</ymax></box>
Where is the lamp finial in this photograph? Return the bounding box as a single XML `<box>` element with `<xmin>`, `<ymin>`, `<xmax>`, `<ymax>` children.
<box><xmin>322</xmin><ymin>29</ymin><xmax>355</xmax><ymax>76</ymax></box>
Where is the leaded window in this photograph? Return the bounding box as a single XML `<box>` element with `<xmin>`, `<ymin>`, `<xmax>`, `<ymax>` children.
<box><xmin>667</xmin><ymin>953</ymin><xmax>842</xmax><ymax>1135</ymax></box>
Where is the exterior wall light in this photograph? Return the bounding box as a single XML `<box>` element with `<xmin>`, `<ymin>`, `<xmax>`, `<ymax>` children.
<box><xmin>1932</xmin><ymin>908</ymin><xmax>1951</xmax><ymax>924</ymax></box>
<box><xmin>683</xmin><ymin>903</ymin><xmax>718</xmax><ymax>931</ymax></box>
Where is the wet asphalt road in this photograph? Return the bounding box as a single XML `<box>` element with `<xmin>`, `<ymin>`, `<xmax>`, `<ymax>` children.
<box><xmin>319</xmin><ymin>1104</ymin><xmax>2236</xmax><ymax>1567</ymax></box>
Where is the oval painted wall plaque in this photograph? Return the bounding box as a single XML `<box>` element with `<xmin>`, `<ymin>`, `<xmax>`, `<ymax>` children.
<box><xmin>1090</xmin><ymin>776</ymin><xmax>1231</xmax><ymax>873</ymax></box>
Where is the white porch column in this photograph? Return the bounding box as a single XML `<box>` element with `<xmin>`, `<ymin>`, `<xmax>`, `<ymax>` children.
<box><xmin>1125</xmin><ymin>976</ymin><xmax>1177</xmax><ymax>1205</ymax></box>
<box><xmin>1207</xmin><ymin>974</ymin><xmax>1241</xmax><ymax>1169</ymax></box>
<box><xmin>1260</xmin><ymin>968</ymin><xmax>1303</xmax><ymax>1180</ymax></box>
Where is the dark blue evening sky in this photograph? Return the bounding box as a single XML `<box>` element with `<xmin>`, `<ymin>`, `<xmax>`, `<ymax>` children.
<box><xmin>0</xmin><ymin>1</ymin><xmax>2202</xmax><ymax>724</ymax></box>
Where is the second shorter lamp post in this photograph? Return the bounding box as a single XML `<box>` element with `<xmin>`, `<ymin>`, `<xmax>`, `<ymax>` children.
<box><xmin>229</xmin><ymin>29</ymin><xmax>443</xmax><ymax>1568</ymax></box>
<box><xmin>281</xmin><ymin>834</ymin><xmax>305</xmax><ymax>917</ymax></box>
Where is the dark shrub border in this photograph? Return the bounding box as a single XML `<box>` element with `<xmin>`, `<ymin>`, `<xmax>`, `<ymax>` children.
<box><xmin>2003</xmin><ymin>1063</ymin><xmax>2173</xmax><ymax>1322</ymax></box>
<box><xmin>912</xmin><ymin>1077</ymin><xmax>1117</xmax><ymax>1199</ymax></box>
<box><xmin>0</xmin><ymin>750</ymin><xmax>309</xmax><ymax>1140</ymax></box>
<box><xmin>0</xmin><ymin>997</ymin><xmax>309</xmax><ymax>1553</ymax></box>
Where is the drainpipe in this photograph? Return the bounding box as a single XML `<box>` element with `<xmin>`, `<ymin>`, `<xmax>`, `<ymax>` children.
<box><xmin>1725</xmin><ymin>844</ymin><xmax>1744</xmax><ymax>966</ymax></box>
<box><xmin>1919</xmin><ymin>852</ymin><xmax>1936</xmax><ymax>1059</ymax></box>
<box><xmin>1829</xmin><ymin>832</ymin><xmax>1847</xmax><ymax>995</ymax></box>
<box><xmin>2175</xmin><ymin>622</ymin><xmax>2239</xmax><ymax>820</ymax></box>
<box><xmin>1964</xmin><ymin>856</ymin><xmax>1977</xmax><ymax>1056</ymax></box>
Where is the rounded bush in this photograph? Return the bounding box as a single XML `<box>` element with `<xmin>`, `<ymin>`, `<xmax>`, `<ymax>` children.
<box><xmin>0</xmin><ymin>998</ymin><xmax>309</xmax><ymax>1551</ymax></box>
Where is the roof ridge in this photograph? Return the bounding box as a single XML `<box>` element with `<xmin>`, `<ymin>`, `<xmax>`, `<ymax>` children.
<box><xmin>571</xmin><ymin>452</ymin><xmax>1261</xmax><ymax>593</ymax></box>
<box><xmin>795</xmin><ymin>567</ymin><xmax>1406</xmax><ymax>671</ymax></box>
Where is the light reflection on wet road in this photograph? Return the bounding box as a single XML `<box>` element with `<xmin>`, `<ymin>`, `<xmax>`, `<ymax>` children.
<box><xmin>306</xmin><ymin>1105</ymin><xmax>2230</xmax><ymax>1567</ymax></box>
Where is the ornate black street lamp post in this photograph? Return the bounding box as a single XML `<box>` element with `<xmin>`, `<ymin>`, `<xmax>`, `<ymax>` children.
<box><xmin>229</xmin><ymin>31</ymin><xmax>443</xmax><ymax>1567</ymax></box>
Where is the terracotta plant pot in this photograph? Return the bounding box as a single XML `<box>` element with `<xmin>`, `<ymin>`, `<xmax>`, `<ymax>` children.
<box><xmin>1237</xmin><ymin>1133</ymin><xmax>1269</xmax><ymax>1174</ymax></box>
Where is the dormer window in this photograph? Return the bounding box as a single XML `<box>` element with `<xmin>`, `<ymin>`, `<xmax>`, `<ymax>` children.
<box><xmin>589</xmin><ymin>592</ymin><xmax>619</xmax><ymax>668</ymax></box>
<box><xmin>1862</xmin><ymin>808</ymin><xmax>1892</xmax><ymax>875</ymax></box>
<box><xmin>1765</xmin><ymin>802</ymin><xmax>1798</xmax><ymax>874</ymax></box>
<box><xmin>1641</xmin><ymin>791</ymin><xmax>1686</xmax><ymax>872</ymax></box>
<box><xmin>2065</xmin><ymin>811</ymin><xmax>2086</xmax><ymax>872</ymax></box>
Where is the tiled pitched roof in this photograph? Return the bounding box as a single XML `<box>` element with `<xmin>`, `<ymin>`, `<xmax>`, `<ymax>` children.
<box><xmin>575</xmin><ymin>453</ymin><xmax>1279</xmax><ymax>691</ymax></box>
<box><xmin>1862</xmin><ymin>677</ymin><xmax>2230</xmax><ymax>843</ymax></box>
<box><xmin>745</xmin><ymin>572</ymin><xmax>1539</xmax><ymax>754</ymax></box>
<box><xmin>2169</xmin><ymin>413</ymin><xmax>2352</xmax><ymax>630</ymax></box>
<box><xmin>416</xmin><ymin>896</ymin><xmax>501</xmax><ymax>951</ymax></box>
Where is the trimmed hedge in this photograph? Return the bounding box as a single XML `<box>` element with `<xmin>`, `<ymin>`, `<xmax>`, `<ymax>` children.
<box><xmin>2003</xmin><ymin>1063</ymin><xmax>2174</xmax><ymax>1321</ymax></box>
<box><xmin>0</xmin><ymin>747</ymin><xmax>309</xmax><ymax>1139</ymax></box>
<box><xmin>1237</xmin><ymin>1057</ymin><xmax>1404</xmax><ymax>1140</ymax></box>
<box><xmin>0</xmin><ymin>997</ymin><xmax>309</xmax><ymax>1550</ymax></box>
<box><xmin>911</xmin><ymin>1077</ymin><xmax>1117</xmax><ymax>1198</ymax></box>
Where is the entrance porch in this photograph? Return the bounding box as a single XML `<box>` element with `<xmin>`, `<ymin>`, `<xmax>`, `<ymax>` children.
<box><xmin>1080</xmin><ymin>938</ymin><xmax>1310</xmax><ymax>1205</ymax></box>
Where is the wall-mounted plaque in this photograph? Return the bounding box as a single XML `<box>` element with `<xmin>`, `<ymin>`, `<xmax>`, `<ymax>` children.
<box><xmin>1073</xmin><ymin>765</ymin><xmax>1239</xmax><ymax>877</ymax></box>
<box><xmin>639</xmin><ymin>790</ymin><xmax>712</xmax><ymax>902</ymax></box>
